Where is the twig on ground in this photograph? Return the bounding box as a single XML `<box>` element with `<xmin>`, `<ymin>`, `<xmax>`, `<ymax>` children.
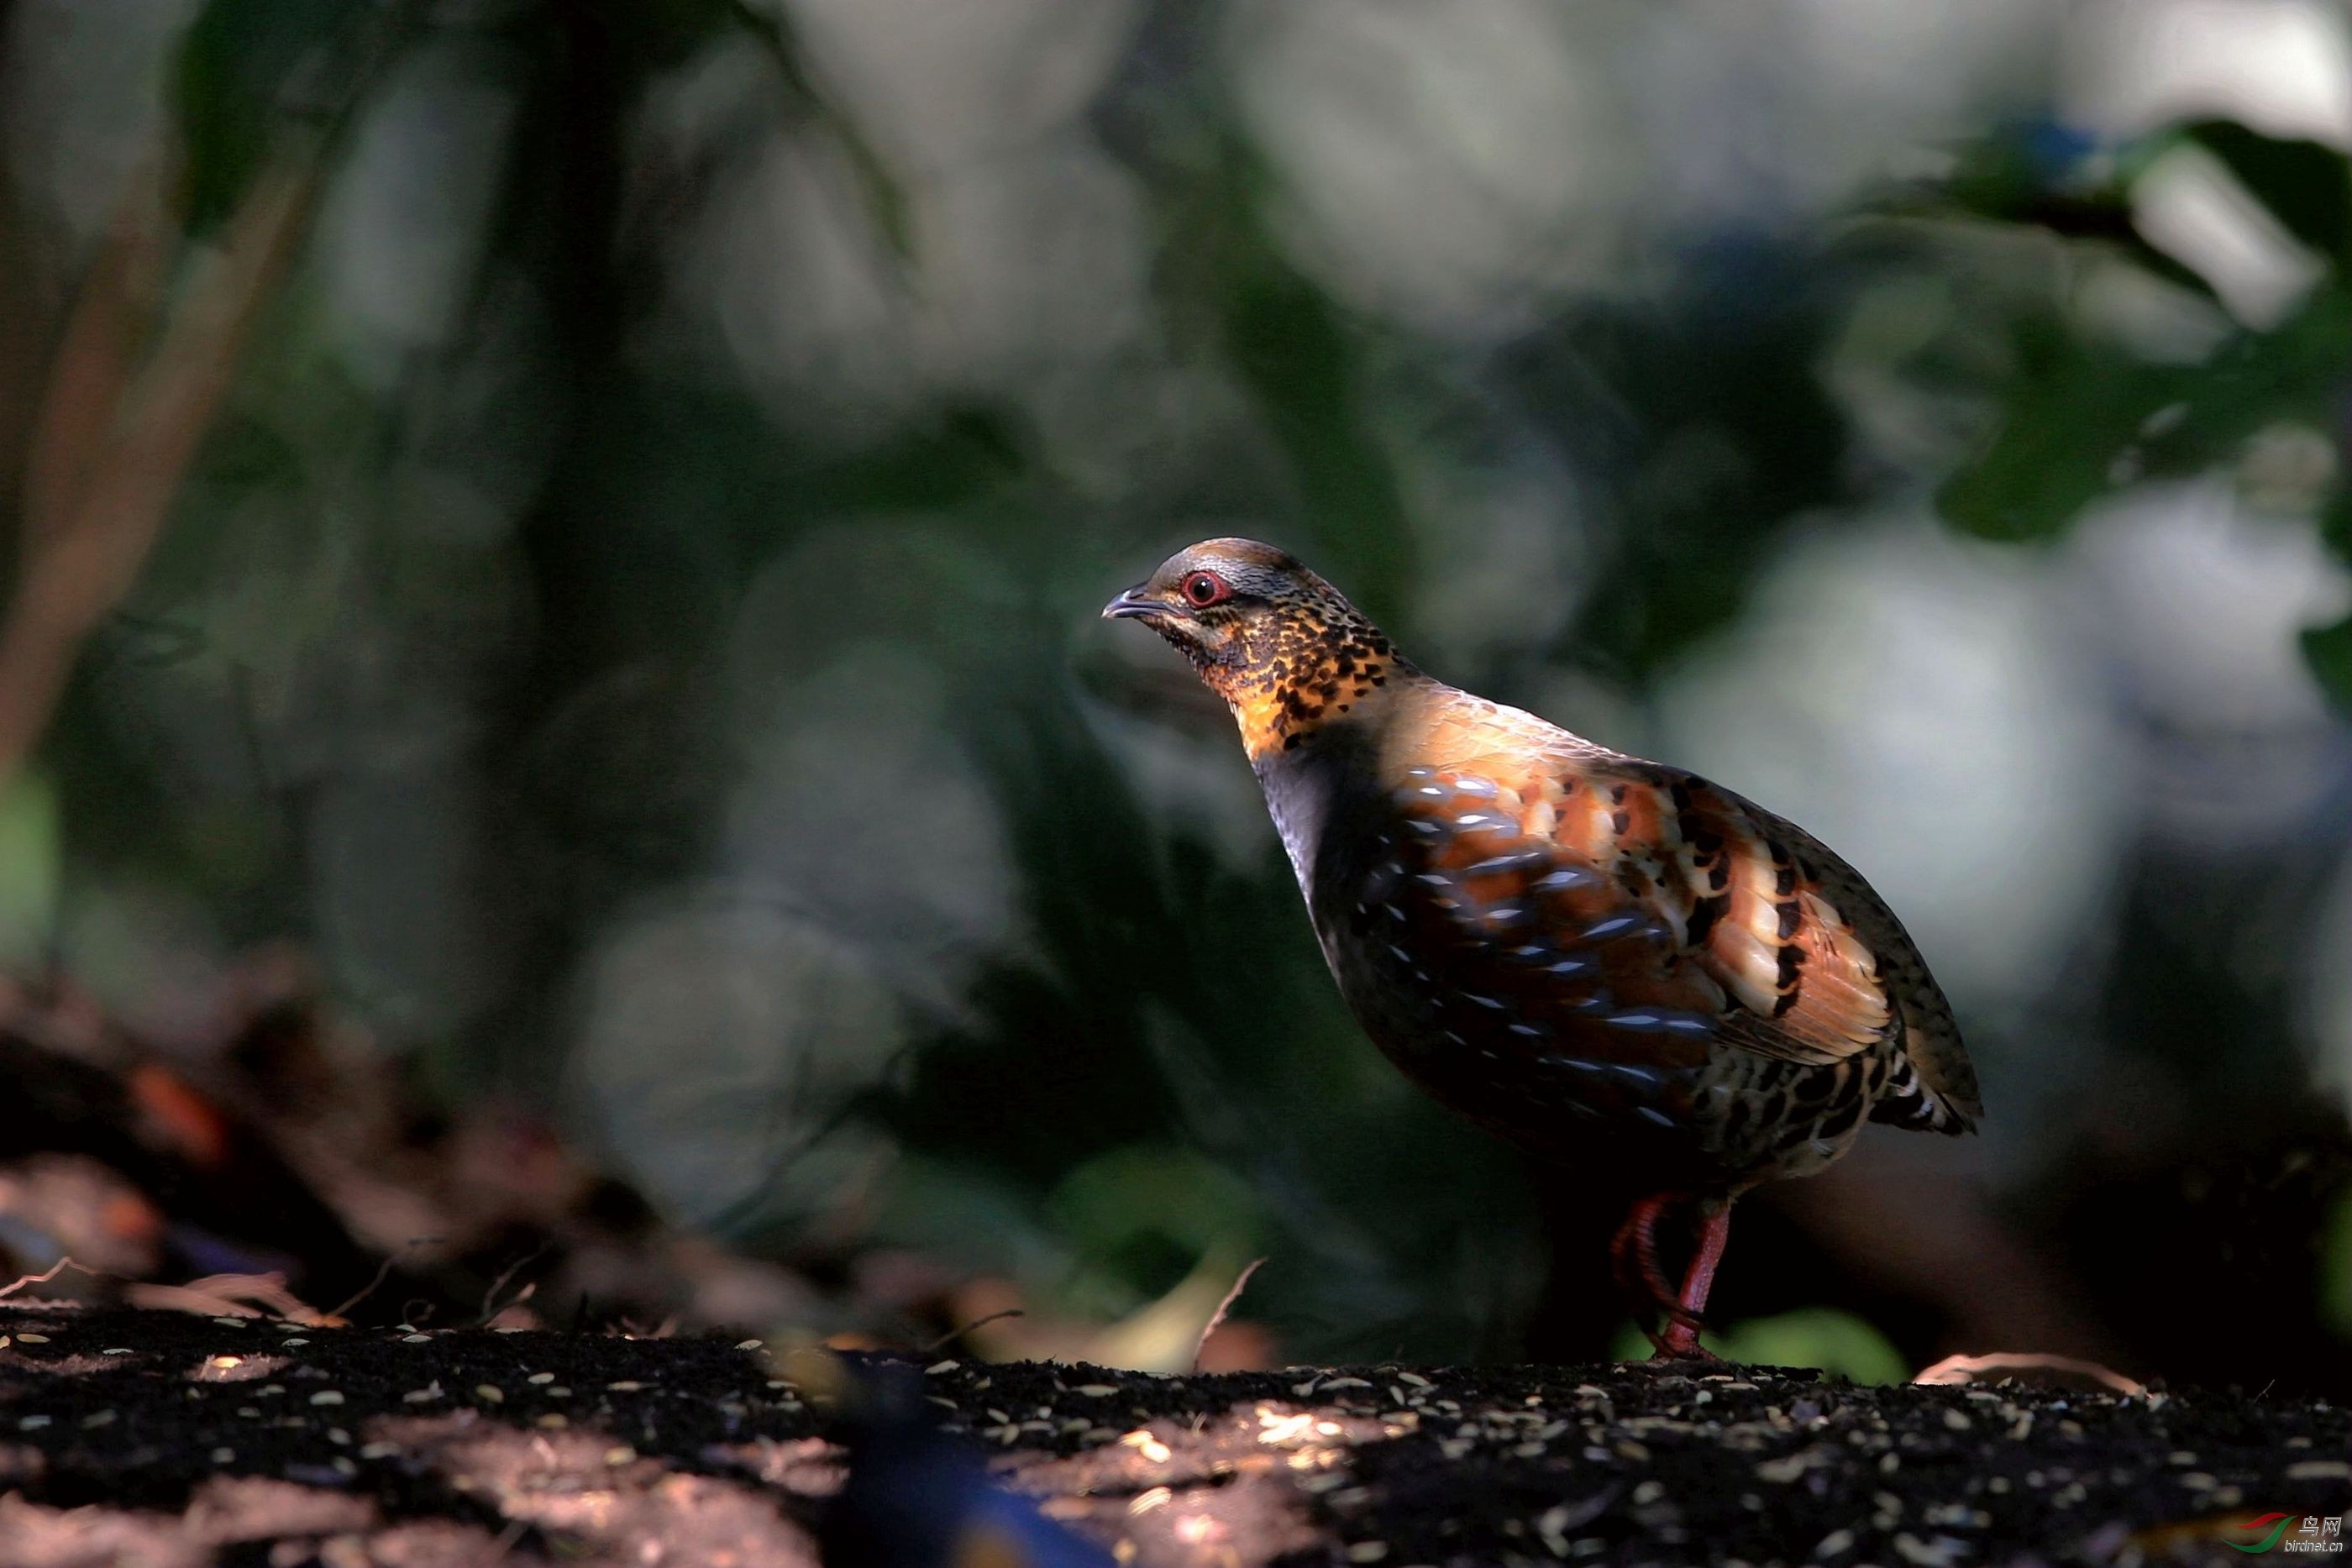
<box><xmin>0</xmin><ymin>1256</ymin><xmax>338</xmax><ymax>1321</ymax></box>
<box><xmin>0</xmin><ymin>1257</ymin><xmax>102</xmax><ymax>1300</ymax></box>
<box><xmin>920</xmin><ymin>1308</ymin><xmax>1026</xmax><ymax>1356</ymax></box>
<box><xmin>478</xmin><ymin>1245</ymin><xmax>551</xmax><ymax>1326</ymax></box>
<box><xmin>1913</xmin><ymin>1350</ymin><xmax>2146</xmax><ymax>1397</ymax></box>
<box><xmin>129</xmin><ymin>1272</ymin><xmax>328</xmax><ymax>1323</ymax></box>
<box><xmin>328</xmin><ymin>1238</ymin><xmax>443</xmax><ymax>1323</ymax></box>
<box><xmin>1192</xmin><ymin>1256</ymin><xmax>1265</xmax><ymax>1374</ymax></box>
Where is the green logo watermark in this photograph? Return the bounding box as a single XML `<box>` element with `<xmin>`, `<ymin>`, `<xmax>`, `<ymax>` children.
<box><xmin>2229</xmin><ymin>1514</ymin><xmax>2344</xmax><ymax>1555</ymax></box>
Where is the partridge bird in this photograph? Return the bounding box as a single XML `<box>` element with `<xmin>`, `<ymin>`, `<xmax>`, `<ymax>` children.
<box><xmin>1104</xmin><ymin>539</ymin><xmax>1982</xmax><ymax>1356</ymax></box>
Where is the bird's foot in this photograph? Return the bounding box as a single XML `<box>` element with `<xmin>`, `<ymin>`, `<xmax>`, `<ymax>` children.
<box><xmin>1648</xmin><ymin>1307</ymin><xmax>1715</xmax><ymax>1361</ymax></box>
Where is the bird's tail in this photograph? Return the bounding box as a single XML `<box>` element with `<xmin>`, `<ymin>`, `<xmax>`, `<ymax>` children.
<box><xmin>1869</xmin><ymin>1047</ymin><xmax>1979</xmax><ymax>1136</ymax></box>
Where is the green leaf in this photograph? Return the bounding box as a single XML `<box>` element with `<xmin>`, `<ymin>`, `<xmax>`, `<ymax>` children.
<box><xmin>2301</xmin><ymin>611</ymin><xmax>2352</xmax><ymax>712</ymax></box>
<box><xmin>2181</xmin><ymin>118</ymin><xmax>2352</xmax><ymax>264</ymax></box>
<box><xmin>1940</xmin><ymin>286</ymin><xmax>2352</xmax><ymax>543</ymax></box>
<box><xmin>1937</xmin><ymin>323</ymin><xmax>2190</xmax><ymax>541</ymax></box>
<box><xmin>1605</xmin><ymin>1306</ymin><xmax>1911</xmax><ymax>1382</ymax></box>
<box><xmin>1047</xmin><ymin>1146</ymin><xmax>1259</xmax><ymax>1290</ymax></box>
<box><xmin>1705</xmin><ymin>1308</ymin><xmax>1913</xmax><ymax>1385</ymax></box>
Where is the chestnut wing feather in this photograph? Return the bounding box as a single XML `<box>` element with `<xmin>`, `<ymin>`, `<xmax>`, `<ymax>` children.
<box><xmin>1381</xmin><ymin>756</ymin><xmax>1918</xmax><ymax>1075</ymax></box>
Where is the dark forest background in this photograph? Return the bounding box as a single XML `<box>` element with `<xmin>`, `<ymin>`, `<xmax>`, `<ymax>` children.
<box><xmin>0</xmin><ymin>0</ymin><xmax>2348</xmax><ymax>1393</ymax></box>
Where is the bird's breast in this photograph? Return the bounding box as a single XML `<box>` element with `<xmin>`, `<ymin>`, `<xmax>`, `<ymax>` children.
<box><xmin>1252</xmin><ymin>737</ymin><xmax>1410</xmax><ymax>1014</ymax></box>
<box><xmin>1252</xmin><ymin>752</ymin><xmax>1328</xmax><ymax>902</ymax></box>
<box><xmin>1250</xmin><ymin>725</ymin><xmax>1386</xmax><ymax>908</ymax></box>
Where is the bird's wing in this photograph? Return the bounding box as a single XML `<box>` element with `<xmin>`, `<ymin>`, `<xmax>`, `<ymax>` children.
<box><xmin>1382</xmin><ymin>747</ymin><xmax>1905</xmax><ymax>1070</ymax></box>
<box><xmin>1599</xmin><ymin>757</ymin><xmax>1897</xmax><ymax>1065</ymax></box>
<box><xmin>1722</xmin><ymin>794</ymin><xmax>1982</xmax><ymax>1127</ymax></box>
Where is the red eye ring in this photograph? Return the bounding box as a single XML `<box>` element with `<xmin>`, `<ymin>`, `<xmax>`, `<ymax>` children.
<box><xmin>1182</xmin><ymin>570</ymin><xmax>1232</xmax><ymax>607</ymax></box>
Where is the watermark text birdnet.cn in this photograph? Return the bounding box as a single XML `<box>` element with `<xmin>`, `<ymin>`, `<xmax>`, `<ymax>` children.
<box><xmin>2229</xmin><ymin>1513</ymin><xmax>2345</xmax><ymax>1555</ymax></box>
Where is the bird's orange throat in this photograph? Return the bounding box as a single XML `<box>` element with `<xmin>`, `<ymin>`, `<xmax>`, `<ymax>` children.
<box><xmin>1212</xmin><ymin>613</ymin><xmax>1408</xmax><ymax>762</ymax></box>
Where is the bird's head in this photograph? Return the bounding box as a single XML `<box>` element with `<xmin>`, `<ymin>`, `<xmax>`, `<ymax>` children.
<box><xmin>1103</xmin><ymin>538</ymin><xmax>1406</xmax><ymax>758</ymax></box>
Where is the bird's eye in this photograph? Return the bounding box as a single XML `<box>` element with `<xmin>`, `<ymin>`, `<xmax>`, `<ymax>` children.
<box><xmin>1183</xmin><ymin>571</ymin><xmax>1232</xmax><ymax>607</ymax></box>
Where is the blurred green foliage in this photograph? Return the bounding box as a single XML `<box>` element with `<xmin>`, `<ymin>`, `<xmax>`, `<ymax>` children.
<box><xmin>0</xmin><ymin>773</ymin><xmax>58</xmax><ymax>967</ymax></box>
<box><xmin>1882</xmin><ymin>114</ymin><xmax>2352</xmax><ymax>702</ymax></box>
<box><xmin>2323</xmin><ymin>1187</ymin><xmax>2352</xmax><ymax>1341</ymax></box>
<box><xmin>174</xmin><ymin>0</ymin><xmax>355</xmax><ymax>230</ymax></box>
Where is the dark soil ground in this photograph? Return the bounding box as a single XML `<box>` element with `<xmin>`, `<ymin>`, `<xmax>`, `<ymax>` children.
<box><xmin>0</xmin><ymin>1303</ymin><xmax>2343</xmax><ymax>1568</ymax></box>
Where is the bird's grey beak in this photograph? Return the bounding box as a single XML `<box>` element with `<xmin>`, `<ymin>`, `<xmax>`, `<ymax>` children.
<box><xmin>1102</xmin><ymin>586</ymin><xmax>1168</xmax><ymax>621</ymax></box>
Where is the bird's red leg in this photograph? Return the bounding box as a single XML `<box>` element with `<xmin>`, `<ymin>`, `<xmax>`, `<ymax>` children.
<box><xmin>1655</xmin><ymin>1201</ymin><xmax>1733</xmax><ymax>1359</ymax></box>
<box><xmin>1606</xmin><ymin>1207</ymin><xmax>1657</xmax><ymax>1350</ymax></box>
<box><xmin>1607</xmin><ymin>1206</ymin><xmax>1655</xmax><ymax>1350</ymax></box>
<box><xmin>1609</xmin><ymin>1195</ymin><xmax>1684</xmax><ymax>1354</ymax></box>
